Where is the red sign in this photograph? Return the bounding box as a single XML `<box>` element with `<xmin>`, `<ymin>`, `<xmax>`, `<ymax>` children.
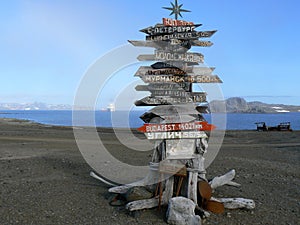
<box><xmin>163</xmin><ymin>18</ymin><xmax>194</xmax><ymax>26</ymax></box>
<box><xmin>138</xmin><ymin>121</ymin><xmax>216</xmax><ymax>133</ymax></box>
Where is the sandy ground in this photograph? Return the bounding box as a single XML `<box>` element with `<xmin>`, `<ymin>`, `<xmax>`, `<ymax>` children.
<box><xmin>0</xmin><ymin>118</ymin><xmax>299</xmax><ymax>225</ymax></box>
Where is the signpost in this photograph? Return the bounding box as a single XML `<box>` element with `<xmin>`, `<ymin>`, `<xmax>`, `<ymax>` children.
<box><xmin>145</xmin><ymin>30</ymin><xmax>217</xmax><ymax>41</ymax></box>
<box><xmin>140</xmin><ymin>24</ymin><xmax>201</xmax><ymax>35</ymax></box>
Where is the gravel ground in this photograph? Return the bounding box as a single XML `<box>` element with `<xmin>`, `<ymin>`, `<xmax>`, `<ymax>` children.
<box><xmin>0</xmin><ymin>118</ymin><xmax>299</xmax><ymax>224</ymax></box>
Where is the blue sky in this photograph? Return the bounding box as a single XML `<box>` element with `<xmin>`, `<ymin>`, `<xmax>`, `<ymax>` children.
<box><xmin>1</xmin><ymin>0</ymin><xmax>299</xmax><ymax>106</ymax></box>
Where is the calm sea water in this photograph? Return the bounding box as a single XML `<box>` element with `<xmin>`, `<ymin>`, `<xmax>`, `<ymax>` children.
<box><xmin>0</xmin><ymin>110</ymin><xmax>299</xmax><ymax>130</ymax></box>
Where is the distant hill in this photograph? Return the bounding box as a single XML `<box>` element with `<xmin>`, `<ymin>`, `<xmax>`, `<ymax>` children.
<box><xmin>0</xmin><ymin>102</ymin><xmax>72</xmax><ymax>110</ymax></box>
<box><xmin>209</xmin><ymin>97</ymin><xmax>300</xmax><ymax>113</ymax></box>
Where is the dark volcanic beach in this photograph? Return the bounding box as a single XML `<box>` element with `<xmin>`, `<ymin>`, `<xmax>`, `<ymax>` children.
<box><xmin>0</xmin><ymin>118</ymin><xmax>299</xmax><ymax>224</ymax></box>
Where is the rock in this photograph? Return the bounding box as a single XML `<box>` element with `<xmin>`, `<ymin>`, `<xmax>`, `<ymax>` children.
<box><xmin>166</xmin><ymin>197</ymin><xmax>201</xmax><ymax>225</ymax></box>
<box><xmin>124</xmin><ymin>186</ymin><xmax>153</xmax><ymax>202</ymax></box>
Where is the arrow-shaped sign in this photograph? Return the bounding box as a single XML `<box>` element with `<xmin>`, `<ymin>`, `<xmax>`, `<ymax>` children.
<box><xmin>135</xmin><ymin>95</ymin><xmax>207</xmax><ymax>106</ymax></box>
<box><xmin>134</xmin><ymin>66</ymin><xmax>215</xmax><ymax>76</ymax></box>
<box><xmin>144</xmin><ymin>131</ymin><xmax>207</xmax><ymax>140</ymax></box>
<box><xmin>138</xmin><ymin>121</ymin><xmax>216</xmax><ymax>133</ymax></box>
<box><xmin>140</xmin><ymin>24</ymin><xmax>201</xmax><ymax>35</ymax></box>
<box><xmin>139</xmin><ymin>74</ymin><xmax>222</xmax><ymax>83</ymax></box>
<box><xmin>146</xmin><ymin>30</ymin><xmax>217</xmax><ymax>41</ymax></box>
<box><xmin>135</xmin><ymin>83</ymin><xmax>191</xmax><ymax>92</ymax></box>
<box><xmin>138</xmin><ymin>51</ymin><xmax>204</xmax><ymax>63</ymax></box>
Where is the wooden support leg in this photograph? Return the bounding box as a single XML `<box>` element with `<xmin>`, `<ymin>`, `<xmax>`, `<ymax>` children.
<box><xmin>187</xmin><ymin>171</ymin><xmax>198</xmax><ymax>205</ymax></box>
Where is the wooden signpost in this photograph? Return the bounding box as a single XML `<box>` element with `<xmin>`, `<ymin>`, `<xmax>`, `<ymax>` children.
<box><xmin>103</xmin><ymin>1</ymin><xmax>255</xmax><ymax>222</ymax></box>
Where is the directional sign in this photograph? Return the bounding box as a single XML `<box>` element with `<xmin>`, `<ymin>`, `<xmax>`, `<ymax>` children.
<box><xmin>135</xmin><ymin>66</ymin><xmax>186</xmax><ymax>76</ymax></box>
<box><xmin>148</xmin><ymin>105</ymin><xmax>207</xmax><ymax>115</ymax></box>
<box><xmin>135</xmin><ymin>95</ymin><xmax>206</xmax><ymax>106</ymax></box>
<box><xmin>138</xmin><ymin>52</ymin><xmax>204</xmax><ymax>63</ymax></box>
<box><xmin>129</xmin><ymin>40</ymin><xmax>213</xmax><ymax>49</ymax></box>
<box><xmin>140</xmin><ymin>75</ymin><xmax>222</xmax><ymax>83</ymax></box>
<box><xmin>138</xmin><ymin>121</ymin><xmax>216</xmax><ymax>133</ymax></box>
<box><xmin>150</xmin><ymin>90</ymin><xmax>206</xmax><ymax>99</ymax></box>
<box><xmin>190</xmin><ymin>40</ymin><xmax>214</xmax><ymax>47</ymax></box>
<box><xmin>140</xmin><ymin>24</ymin><xmax>201</xmax><ymax>35</ymax></box>
<box><xmin>155</xmin><ymin>51</ymin><xmax>204</xmax><ymax>63</ymax></box>
<box><xmin>145</xmin><ymin>131</ymin><xmax>207</xmax><ymax>140</ymax></box>
<box><xmin>135</xmin><ymin>83</ymin><xmax>191</xmax><ymax>92</ymax></box>
<box><xmin>146</xmin><ymin>30</ymin><xmax>217</xmax><ymax>41</ymax></box>
<box><xmin>139</xmin><ymin>112</ymin><xmax>197</xmax><ymax>123</ymax></box>
<box><xmin>135</xmin><ymin>66</ymin><xmax>215</xmax><ymax>76</ymax></box>
<box><xmin>163</xmin><ymin>18</ymin><xmax>194</xmax><ymax>26</ymax></box>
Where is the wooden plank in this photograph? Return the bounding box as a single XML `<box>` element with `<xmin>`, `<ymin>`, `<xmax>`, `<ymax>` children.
<box><xmin>140</xmin><ymin>24</ymin><xmax>201</xmax><ymax>35</ymax></box>
<box><xmin>140</xmin><ymin>75</ymin><xmax>222</xmax><ymax>83</ymax></box>
<box><xmin>135</xmin><ymin>83</ymin><xmax>191</xmax><ymax>92</ymax></box>
<box><xmin>146</xmin><ymin>30</ymin><xmax>217</xmax><ymax>41</ymax></box>
<box><xmin>137</xmin><ymin>51</ymin><xmax>204</xmax><ymax>63</ymax></box>
<box><xmin>163</xmin><ymin>18</ymin><xmax>194</xmax><ymax>26</ymax></box>
<box><xmin>149</xmin><ymin>105</ymin><xmax>207</xmax><ymax>115</ymax></box>
<box><xmin>145</xmin><ymin>131</ymin><xmax>208</xmax><ymax>140</ymax></box>
<box><xmin>135</xmin><ymin>66</ymin><xmax>215</xmax><ymax>76</ymax></box>
<box><xmin>150</xmin><ymin>90</ymin><xmax>206</xmax><ymax>99</ymax></box>
<box><xmin>190</xmin><ymin>40</ymin><xmax>214</xmax><ymax>47</ymax></box>
<box><xmin>155</xmin><ymin>51</ymin><xmax>204</xmax><ymax>63</ymax></box>
<box><xmin>138</xmin><ymin>121</ymin><xmax>216</xmax><ymax>133</ymax></box>
<box><xmin>135</xmin><ymin>95</ymin><xmax>206</xmax><ymax>106</ymax></box>
<box><xmin>135</xmin><ymin>66</ymin><xmax>186</xmax><ymax>76</ymax></box>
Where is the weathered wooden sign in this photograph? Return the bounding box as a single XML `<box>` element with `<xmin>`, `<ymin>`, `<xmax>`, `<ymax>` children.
<box><xmin>155</xmin><ymin>51</ymin><xmax>204</xmax><ymax>63</ymax></box>
<box><xmin>139</xmin><ymin>112</ymin><xmax>198</xmax><ymax>123</ymax></box>
<box><xmin>135</xmin><ymin>83</ymin><xmax>191</xmax><ymax>92</ymax></box>
<box><xmin>145</xmin><ymin>131</ymin><xmax>207</xmax><ymax>140</ymax></box>
<box><xmin>140</xmin><ymin>24</ymin><xmax>201</xmax><ymax>35</ymax></box>
<box><xmin>138</xmin><ymin>121</ymin><xmax>216</xmax><ymax>133</ymax></box>
<box><xmin>139</xmin><ymin>74</ymin><xmax>222</xmax><ymax>83</ymax></box>
<box><xmin>129</xmin><ymin>40</ymin><xmax>213</xmax><ymax>48</ymax></box>
<box><xmin>135</xmin><ymin>66</ymin><xmax>215</xmax><ymax>76</ymax></box>
<box><xmin>137</xmin><ymin>52</ymin><xmax>204</xmax><ymax>63</ymax></box>
<box><xmin>150</xmin><ymin>90</ymin><xmax>206</xmax><ymax>99</ymax></box>
<box><xmin>148</xmin><ymin>105</ymin><xmax>207</xmax><ymax>115</ymax></box>
<box><xmin>135</xmin><ymin>66</ymin><xmax>186</xmax><ymax>76</ymax></box>
<box><xmin>135</xmin><ymin>95</ymin><xmax>206</xmax><ymax>106</ymax></box>
<box><xmin>163</xmin><ymin>18</ymin><xmax>194</xmax><ymax>26</ymax></box>
<box><xmin>146</xmin><ymin>30</ymin><xmax>217</xmax><ymax>41</ymax></box>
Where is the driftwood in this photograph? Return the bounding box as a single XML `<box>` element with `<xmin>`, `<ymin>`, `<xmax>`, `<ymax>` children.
<box><xmin>209</xmin><ymin>169</ymin><xmax>241</xmax><ymax>189</ymax></box>
<box><xmin>212</xmin><ymin>197</ymin><xmax>255</xmax><ymax>210</ymax></box>
<box><xmin>126</xmin><ymin>176</ymin><xmax>174</xmax><ymax>211</ymax></box>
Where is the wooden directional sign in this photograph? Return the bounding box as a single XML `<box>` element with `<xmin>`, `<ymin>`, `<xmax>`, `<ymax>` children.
<box><xmin>135</xmin><ymin>83</ymin><xmax>191</xmax><ymax>92</ymax></box>
<box><xmin>135</xmin><ymin>66</ymin><xmax>215</xmax><ymax>76</ymax></box>
<box><xmin>138</xmin><ymin>121</ymin><xmax>216</xmax><ymax>133</ymax></box>
<box><xmin>129</xmin><ymin>40</ymin><xmax>213</xmax><ymax>48</ymax></box>
<box><xmin>145</xmin><ymin>131</ymin><xmax>207</xmax><ymax>140</ymax></box>
<box><xmin>135</xmin><ymin>66</ymin><xmax>186</xmax><ymax>76</ymax></box>
<box><xmin>140</xmin><ymin>75</ymin><xmax>222</xmax><ymax>83</ymax></box>
<box><xmin>140</xmin><ymin>24</ymin><xmax>201</xmax><ymax>35</ymax></box>
<box><xmin>145</xmin><ymin>30</ymin><xmax>217</xmax><ymax>41</ymax></box>
<box><xmin>155</xmin><ymin>51</ymin><xmax>204</xmax><ymax>63</ymax></box>
<box><xmin>163</xmin><ymin>18</ymin><xmax>194</xmax><ymax>26</ymax></box>
<box><xmin>150</xmin><ymin>90</ymin><xmax>206</xmax><ymax>99</ymax></box>
<box><xmin>138</xmin><ymin>52</ymin><xmax>204</xmax><ymax>63</ymax></box>
<box><xmin>135</xmin><ymin>95</ymin><xmax>206</xmax><ymax>106</ymax></box>
<box><xmin>148</xmin><ymin>105</ymin><xmax>207</xmax><ymax>115</ymax></box>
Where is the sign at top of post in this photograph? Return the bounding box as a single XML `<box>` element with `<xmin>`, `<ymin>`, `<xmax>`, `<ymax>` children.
<box><xmin>163</xmin><ymin>18</ymin><xmax>194</xmax><ymax>26</ymax></box>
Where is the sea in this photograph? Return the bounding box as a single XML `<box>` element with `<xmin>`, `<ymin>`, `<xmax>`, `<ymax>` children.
<box><xmin>0</xmin><ymin>110</ymin><xmax>299</xmax><ymax>130</ymax></box>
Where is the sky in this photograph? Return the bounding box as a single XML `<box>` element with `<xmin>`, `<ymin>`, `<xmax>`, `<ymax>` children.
<box><xmin>1</xmin><ymin>0</ymin><xmax>300</xmax><ymax>107</ymax></box>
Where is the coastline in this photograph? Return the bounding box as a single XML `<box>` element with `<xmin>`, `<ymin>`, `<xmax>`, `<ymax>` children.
<box><xmin>0</xmin><ymin>118</ymin><xmax>299</xmax><ymax>224</ymax></box>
